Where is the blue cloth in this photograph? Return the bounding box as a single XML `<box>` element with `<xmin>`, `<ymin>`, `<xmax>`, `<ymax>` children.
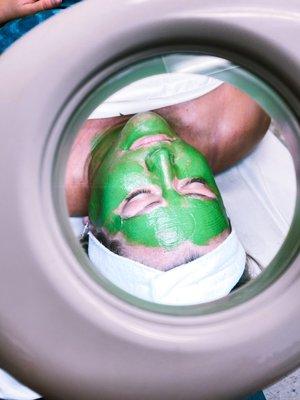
<box><xmin>0</xmin><ymin>0</ymin><xmax>82</xmax><ymax>53</ymax></box>
<box><xmin>244</xmin><ymin>391</ymin><xmax>266</xmax><ymax>400</ymax></box>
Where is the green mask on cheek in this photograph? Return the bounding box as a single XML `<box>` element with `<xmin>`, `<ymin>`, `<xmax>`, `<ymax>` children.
<box><xmin>89</xmin><ymin>112</ymin><xmax>229</xmax><ymax>249</ymax></box>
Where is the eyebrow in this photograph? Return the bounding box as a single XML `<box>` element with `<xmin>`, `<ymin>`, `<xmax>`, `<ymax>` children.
<box><xmin>125</xmin><ymin>189</ymin><xmax>151</xmax><ymax>203</ymax></box>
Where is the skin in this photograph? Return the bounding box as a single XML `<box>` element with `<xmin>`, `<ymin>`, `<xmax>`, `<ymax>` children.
<box><xmin>89</xmin><ymin>112</ymin><xmax>230</xmax><ymax>269</ymax></box>
<box><xmin>0</xmin><ymin>0</ymin><xmax>61</xmax><ymax>24</ymax></box>
<box><xmin>66</xmin><ymin>83</ymin><xmax>271</xmax><ymax>216</ymax></box>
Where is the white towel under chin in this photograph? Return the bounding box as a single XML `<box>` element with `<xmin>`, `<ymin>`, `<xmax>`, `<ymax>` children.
<box><xmin>89</xmin><ymin>73</ymin><xmax>223</xmax><ymax>118</ymax></box>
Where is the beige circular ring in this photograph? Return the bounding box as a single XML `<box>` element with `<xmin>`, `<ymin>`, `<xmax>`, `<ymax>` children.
<box><xmin>0</xmin><ymin>1</ymin><xmax>299</xmax><ymax>398</ymax></box>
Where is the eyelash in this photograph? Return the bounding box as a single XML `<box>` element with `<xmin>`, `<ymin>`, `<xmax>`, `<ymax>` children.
<box><xmin>125</xmin><ymin>189</ymin><xmax>150</xmax><ymax>202</ymax></box>
<box><xmin>125</xmin><ymin>179</ymin><xmax>207</xmax><ymax>203</ymax></box>
<box><xmin>188</xmin><ymin>178</ymin><xmax>206</xmax><ymax>185</ymax></box>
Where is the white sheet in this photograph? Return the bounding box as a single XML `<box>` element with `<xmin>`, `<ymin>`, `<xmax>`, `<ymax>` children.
<box><xmin>89</xmin><ymin>73</ymin><xmax>223</xmax><ymax>118</ymax></box>
<box><xmin>216</xmin><ymin>130</ymin><xmax>296</xmax><ymax>267</ymax></box>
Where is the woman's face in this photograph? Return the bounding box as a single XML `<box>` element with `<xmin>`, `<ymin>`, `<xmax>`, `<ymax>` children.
<box><xmin>89</xmin><ymin>112</ymin><xmax>229</xmax><ymax>253</ymax></box>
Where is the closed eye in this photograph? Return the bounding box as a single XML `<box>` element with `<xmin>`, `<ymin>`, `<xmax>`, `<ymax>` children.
<box><xmin>188</xmin><ymin>178</ymin><xmax>206</xmax><ymax>184</ymax></box>
<box><xmin>118</xmin><ymin>187</ymin><xmax>164</xmax><ymax>218</ymax></box>
<box><xmin>125</xmin><ymin>189</ymin><xmax>151</xmax><ymax>202</ymax></box>
<box><xmin>176</xmin><ymin>178</ymin><xmax>216</xmax><ymax>200</ymax></box>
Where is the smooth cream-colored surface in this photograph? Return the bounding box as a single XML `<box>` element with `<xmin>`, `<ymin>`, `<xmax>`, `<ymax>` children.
<box><xmin>0</xmin><ymin>1</ymin><xmax>299</xmax><ymax>397</ymax></box>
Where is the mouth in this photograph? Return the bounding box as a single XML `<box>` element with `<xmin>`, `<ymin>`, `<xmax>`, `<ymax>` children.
<box><xmin>130</xmin><ymin>134</ymin><xmax>173</xmax><ymax>150</ymax></box>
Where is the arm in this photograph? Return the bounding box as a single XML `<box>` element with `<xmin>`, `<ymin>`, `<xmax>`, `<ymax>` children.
<box><xmin>155</xmin><ymin>83</ymin><xmax>271</xmax><ymax>173</ymax></box>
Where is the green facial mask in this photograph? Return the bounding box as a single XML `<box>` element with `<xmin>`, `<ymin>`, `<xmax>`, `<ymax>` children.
<box><xmin>89</xmin><ymin>112</ymin><xmax>229</xmax><ymax>249</ymax></box>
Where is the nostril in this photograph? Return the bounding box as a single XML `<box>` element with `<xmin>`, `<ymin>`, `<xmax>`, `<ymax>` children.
<box><xmin>145</xmin><ymin>147</ymin><xmax>166</xmax><ymax>171</ymax></box>
<box><xmin>145</xmin><ymin>152</ymin><xmax>155</xmax><ymax>172</ymax></box>
<box><xmin>170</xmin><ymin>152</ymin><xmax>175</xmax><ymax>165</ymax></box>
<box><xmin>145</xmin><ymin>148</ymin><xmax>175</xmax><ymax>187</ymax></box>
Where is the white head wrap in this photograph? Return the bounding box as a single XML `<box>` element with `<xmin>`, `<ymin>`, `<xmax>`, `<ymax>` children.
<box><xmin>88</xmin><ymin>229</ymin><xmax>246</xmax><ymax>306</ymax></box>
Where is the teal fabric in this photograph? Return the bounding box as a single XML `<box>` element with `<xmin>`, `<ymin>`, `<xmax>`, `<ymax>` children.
<box><xmin>0</xmin><ymin>0</ymin><xmax>82</xmax><ymax>53</ymax></box>
<box><xmin>244</xmin><ymin>391</ymin><xmax>266</xmax><ymax>400</ymax></box>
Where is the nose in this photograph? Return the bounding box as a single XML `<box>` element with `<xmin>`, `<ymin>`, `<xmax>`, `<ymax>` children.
<box><xmin>145</xmin><ymin>147</ymin><xmax>175</xmax><ymax>191</ymax></box>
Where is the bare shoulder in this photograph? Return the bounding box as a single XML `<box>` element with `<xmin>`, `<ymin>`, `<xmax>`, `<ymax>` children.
<box><xmin>155</xmin><ymin>83</ymin><xmax>270</xmax><ymax>172</ymax></box>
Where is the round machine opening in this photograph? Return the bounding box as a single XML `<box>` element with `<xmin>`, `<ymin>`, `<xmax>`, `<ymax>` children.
<box><xmin>63</xmin><ymin>53</ymin><xmax>298</xmax><ymax>312</ymax></box>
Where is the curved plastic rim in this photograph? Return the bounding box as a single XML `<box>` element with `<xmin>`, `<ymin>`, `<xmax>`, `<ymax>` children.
<box><xmin>0</xmin><ymin>1</ymin><xmax>299</xmax><ymax>399</ymax></box>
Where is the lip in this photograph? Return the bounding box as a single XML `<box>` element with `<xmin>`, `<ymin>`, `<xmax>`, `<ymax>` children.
<box><xmin>130</xmin><ymin>134</ymin><xmax>173</xmax><ymax>150</ymax></box>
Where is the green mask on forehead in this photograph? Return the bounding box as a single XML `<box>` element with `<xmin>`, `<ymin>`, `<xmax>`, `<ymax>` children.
<box><xmin>89</xmin><ymin>112</ymin><xmax>229</xmax><ymax>249</ymax></box>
